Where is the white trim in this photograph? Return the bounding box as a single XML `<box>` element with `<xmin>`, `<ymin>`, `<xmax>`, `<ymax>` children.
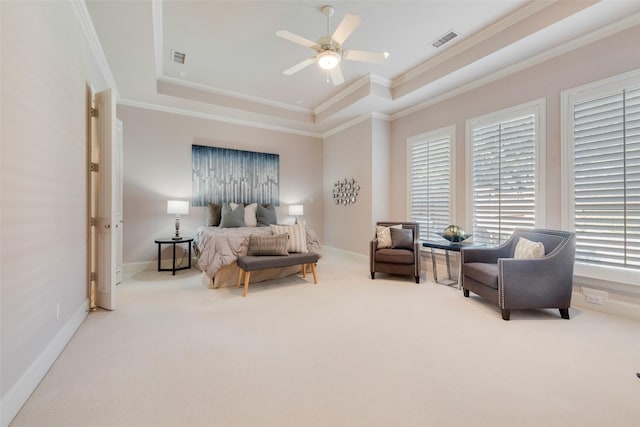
<box><xmin>314</xmin><ymin>74</ymin><xmax>373</xmax><ymax>115</ymax></box>
<box><xmin>392</xmin><ymin>11</ymin><xmax>640</xmax><ymax>121</ymax></box>
<box><xmin>406</xmin><ymin>125</ymin><xmax>456</xmax><ymax>228</ymax></box>
<box><xmin>392</xmin><ymin>1</ymin><xmax>552</xmax><ymax>88</ymax></box>
<box><xmin>158</xmin><ymin>76</ymin><xmax>313</xmax><ymax>115</ymax></box>
<box><xmin>561</xmin><ymin>68</ymin><xmax>640</xmax><ymax>288</ymax></box>
<box><xmin>152</xmin><ymin>0</ymin><xmax>163</xmax><ymax>78</ymax></box>
<box><xmin>465</xmin><ymin>98</ymin><xmax>547</xmax><ymax>234</ymax></box>
<box><xmin>118</xmin><ymin>99</ymin><xmax>322</xmax><ymax>138</ymax></box>
<box><xmin>71</xmin><ymin>0</ymin><xmax>119</xmax><ymax>98</ymax></box>
<box><xmin>321</xmin><ymin>112</ymin><xmax>391</xmax><ymax>139</ymax></box>
<box><xmin>1</xmin><ymin>300</ymin><xmax>89</xmax><ymax>427</ymax></box>
<box><xmin>572</xmin><ymin>290</ymin><xmax>640</xmax><ymax>321</ymax></box>
<box><xmin>321</xmin><ymin>245</ymin><xmax>368</xmax><ymax>262</ymax></box>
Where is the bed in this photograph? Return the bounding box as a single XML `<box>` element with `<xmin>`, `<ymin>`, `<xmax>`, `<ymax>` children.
<box><xmin>193</xmin><ymin>203</ymin><xmax>321</xmax><ymax>289</ymax></box>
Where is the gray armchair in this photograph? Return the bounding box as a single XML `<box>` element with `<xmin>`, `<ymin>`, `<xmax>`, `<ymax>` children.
<box><xmin>370</xmin><ymin>222</ymin><xmax>421</xmax><ymax>284</ymax></box>
<box><xmin>460</xmin><ymin>228</ymin><xmax>575</xmax><ymax>320</ymax></box>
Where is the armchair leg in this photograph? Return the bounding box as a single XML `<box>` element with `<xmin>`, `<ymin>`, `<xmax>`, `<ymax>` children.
<box><xmin>415</xmin><ymin>276</ymin><xmax>420</xmax><ymax>284</ymax></box>
<box><xmin>463</xmin><ymin>288</ymin><xmax>469</xmax><ymax>297</ymax></box>
<box><xmin>559</xmin><ymin>308</ymin><xmax>570</xmax><ymax>319</ymax></box>
<box><xmin>371</xmin><ymin>272</ymin><xmax>375</xmax><ymax>280</ymax></box>
<box><xmin>501</xmin><ymin>309</ymin><xmax>511</xmax><ymax>321</ymax></box>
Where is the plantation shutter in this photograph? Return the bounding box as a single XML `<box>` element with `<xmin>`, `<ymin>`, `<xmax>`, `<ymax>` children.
<box><xmin>573</xmin><ymin>87</ymin><xmax>640</xmax><ymax>268</ymax></box>
<box><xmin>471</xmin><ymin>114</ymin><xmax>536</xmax><ymax>244</ymax></box>
<box><xmin>409</xmin><ymin>134</ymin><xmax>451</xmax><ymax>241</ymax></box>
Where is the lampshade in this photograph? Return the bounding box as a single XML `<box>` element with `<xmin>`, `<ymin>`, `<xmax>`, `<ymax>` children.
<box><xmin>317</xmin><ymin>50</ymin><xmax>341</xmax><ymax>70</ymax></box>
<box><xmin>288</xmin><ymin>204</ymin><xmax>304</xmax><ymax>216</ymax></box>
<box><xmin>167</xmin><ymin>200</ymin><xmax>189</xmax><ymax>215</ymax></box>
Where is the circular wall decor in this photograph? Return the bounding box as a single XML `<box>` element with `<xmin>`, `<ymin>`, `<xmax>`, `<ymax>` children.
<box><xmin>332</xmin><ymin>178</ymin><xmax>360</xmax><ymax>206</ymax></box>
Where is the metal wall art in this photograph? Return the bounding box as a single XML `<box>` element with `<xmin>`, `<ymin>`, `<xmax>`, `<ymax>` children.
<box><xmin>332</xmin><ymin>178</ymin><xmax>360</xmax><ymax>206</ymax></box>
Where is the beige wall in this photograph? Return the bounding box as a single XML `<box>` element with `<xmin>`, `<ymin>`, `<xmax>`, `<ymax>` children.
<box><xmin>1</xmin><ymin>1</ymin><xmax>108</xmax><ymax>424</ymax></box>
<box><xmin>117</xmin><ymin>105</ymin><xmax>323</xmax><ymax>265</ymax></box>
<box><xmin>323</xmin><ymin>116</ymin><xmax>391</xmax><ymax>255</ymax></box>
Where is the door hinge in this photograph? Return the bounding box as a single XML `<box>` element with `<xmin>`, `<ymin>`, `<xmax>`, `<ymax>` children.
<box><xmin>90</xmin><ymin>272</ymin><xmax>97</xmax><ymax>282</ymax></box>
<box><xmin>90</xmin><ymin>162</ymin><xmax>99</xmax><ymax>172</ymax></box>
<box><xmin>90</xmin><ymin>107</ymin><xmax>98</xmax><ymax>118</ymax></box>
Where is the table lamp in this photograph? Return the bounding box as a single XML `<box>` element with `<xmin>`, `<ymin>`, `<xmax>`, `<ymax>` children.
<box><xmin>289</xmin><ymin>204</ymin><xmax>304</xmax><ymax>224</ymax></box>
<box><xmin>167</xmin><ymin>200</ymin><xmax>189</xmax><ymax>240</ymax></box>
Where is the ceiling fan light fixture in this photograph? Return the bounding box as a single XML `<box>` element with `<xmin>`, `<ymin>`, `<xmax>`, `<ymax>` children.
<box><xmin>317</xmin><ymin>50</ymin><xmax>341</xmax><ymax>70</ymax></box>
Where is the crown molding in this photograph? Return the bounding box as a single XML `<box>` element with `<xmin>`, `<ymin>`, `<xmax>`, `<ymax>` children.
<box><xmin>152</xmin><ymin>0</ymin><xmax>163</xmax><ymax>78</ymax></box>
<box><xmin>157</xmin><ymin>76</ymin><xmax>312</xmax><ymax>115</ymax></box>
<box><xmin>118</xmin><ymin>98</ymin><xmax>321</xmax><ymax>138</ymax></box>
<box><xmin>72</xmin><ymin>0</ymin><xmax>119</xmax><ymax>98</ymax></box>
<box><xmin>322</xmin><ymin>111</ymin><xmax>390</xmax><ymax>139</ymax></box>
<box><xmin>392</xmin><ymin>10</ymin><xmax>640</xmax><ymax>121</ymax></box>
<box><xmin>391</xmin><ymin>1</ymin><xmax>553</xmax><ymax>89</ymax></box>
<box><xmin>313</xmin><ymin>73</ymin><xmax>391</xmax><ymax>116</ymax></box>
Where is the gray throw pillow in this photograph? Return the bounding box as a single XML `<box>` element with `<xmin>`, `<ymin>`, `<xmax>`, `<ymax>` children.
<box><xmin>256</xmin><ymin>204</ymin><xmax>278</xmax><ymax>226</ymax></box>
<box><xmin>248</xmin><ymin>233</ymin><xmax>289</xmax><ymax>256</ymax></box>
<box><xmin>206</xmin><ymin>203</ymin><xmax>222</xmax><ymax>226</ymax></box>
<box><xmin>219</xmin><ymin>203</ymin><xmax>246</xmax><ymax>228</ymax></box>
<box><xmin>390</xmin><ymin>228</ymin><xmax>414</xmax><ymax>250</ymax></box>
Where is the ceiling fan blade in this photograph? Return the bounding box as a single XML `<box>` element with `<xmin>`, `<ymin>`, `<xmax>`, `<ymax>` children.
<box><xmin>330</xmin><ymin>66</ymin><xmax>344</xmax><ymax>86</ymax></box>
<box><xmin>283</xmin><ymin>57</ymin><xmax>316</xmax><ymax>75</ymax></box>
<box><xmin>331</xmin><ymin>14</ymin><xmax>361</xmax><ymax>46</ymax></box>
<box><xmin>343</xmin><ymin>49</ymin><xmax>389</xmax><ymax>64</ymax></box>
<box><xmin>276</xmin><ymin>30</ymin><xmax>319</xmax><ymax>49</ymax></box>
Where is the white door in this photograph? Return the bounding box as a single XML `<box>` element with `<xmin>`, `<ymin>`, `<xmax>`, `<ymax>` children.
<box><xmin>115</xmin><ymin>120</ymin><xmax>124</xmax><ymax>284</ymax></box>
<box><xmin>94</xmin><ymin>88</ymin><xmax>118</xmax><ymax>310</ymax></box>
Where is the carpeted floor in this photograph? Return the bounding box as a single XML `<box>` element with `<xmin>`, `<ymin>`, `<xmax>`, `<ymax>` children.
<box><xmin>10</xmin><ymin>249</ymin><xmax>640</xmax><ymax>426</ymax></box>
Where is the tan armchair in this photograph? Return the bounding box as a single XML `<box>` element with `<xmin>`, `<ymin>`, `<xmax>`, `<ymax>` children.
<box><xmin>370</xmin><ymin>222</ymin><xmax>421</xmax><ymax>284</ymax></box>
<box><xmin>460</xmin><ymin>228</ymin><xmax>576</xmax><ymax>320</ymax></box>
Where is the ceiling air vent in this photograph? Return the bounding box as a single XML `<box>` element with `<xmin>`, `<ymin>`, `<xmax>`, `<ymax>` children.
<box><xmin>431</xmin><ymin>31</ymin><xmax>458</xmax><ymax>48</ymax></box>
<box><xmin>172</xmin><ymin>50</ymin><xmax>186</xmax><ymax>64</ymax></box>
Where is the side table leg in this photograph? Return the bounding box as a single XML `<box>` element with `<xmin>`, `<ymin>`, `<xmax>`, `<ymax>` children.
<box><xmin>445</xmin><ymin>250</ymin><xmax>452</xmax><ymax>280</ymax></box>
<box><xmin>430</xmin><ymin>248</ymin><xmax>438</xmax><ymax>283</ymax></box>
<box><xmin>172</xmin><ymin>243</ymin><xmax>177</xmax><ymax>275</ymax></box>
<box><xmin>188</xmin><ymin>242</ymin><xmax>192</xmax><ymax>269</ymax></box>
<box><xmin>157</xmin><ymin>243</ymin><xmax>161</xmax><ymax>272</ymax></box>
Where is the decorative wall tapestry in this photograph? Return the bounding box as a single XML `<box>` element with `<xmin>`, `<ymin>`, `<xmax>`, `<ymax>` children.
<box><xmin>192</xmin><ymin>145</ymin><xmax>279</xmax><ymax>206</ymax></box>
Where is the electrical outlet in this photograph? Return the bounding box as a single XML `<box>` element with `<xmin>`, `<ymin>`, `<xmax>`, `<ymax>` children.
<box><xmin>585</xmin><ymin>294</ymin><xmax>604</xmax><ymax>305</ymax></box>
<box><xmin>582</xmin><ymin>287</ymin><xmax>608</xmax><ymax>305</ymax></box>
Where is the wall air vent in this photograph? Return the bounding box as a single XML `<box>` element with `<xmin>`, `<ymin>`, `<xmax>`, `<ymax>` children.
<box><xmin>172</xmin><ymin>50</ymin><xmax>186</xmax><ymax>64</ymax></box>
<box><xmin>431</xmin><ymin>31</ymin><xmax>458</xmax><ymax>48</ymax></box>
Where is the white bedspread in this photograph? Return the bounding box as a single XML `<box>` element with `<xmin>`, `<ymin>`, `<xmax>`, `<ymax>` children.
<box><xmin>193</xmin><ymin>226</ymin><xmax>321</xmax><ymax>280</ymax></box>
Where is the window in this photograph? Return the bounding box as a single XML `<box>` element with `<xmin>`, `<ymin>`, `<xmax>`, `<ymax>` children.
<box><xmin>563</xmin><ymin>70</ymin><xmax>640</xmax><ymax>283</ymax></box>
<box><xmin>407</xmin><ymin>126</ymin><xmax>454</xmax><ymax>241</ymax></box>
<box><xmin>466</xmin><ymin>99</ymin><xmax>546</xmax><ymax>245</ymax></box>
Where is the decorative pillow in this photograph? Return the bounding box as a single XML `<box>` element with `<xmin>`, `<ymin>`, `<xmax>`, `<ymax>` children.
<box><xmin>270</xmin><ymin>223</ymin><xmax>308</xmax><ymax>253</ymax></box>
<box><xmin>219</xmin><ymin>203</ymin><xmax>246</xmax><ymax>228</ymax></box>
<box><xmin>514</xmin><ymin>237</ymin><xmax>545</xmax><ymax>259</ymax></box>
<box><xmin>376</xmin><ymin>224</ymin><xmax>402</xmax><ymax>249</ymax></box>
<box><xmin>244</xmin><ymin>203</ymin><xmax>258</xmax><ymax>227</ymax></box>
<box><xmin>391</xmin><ymin>227</ymin><xmax>414</xmax><ymax>250</ymax></box>
<box><xmin>206</xmin><ymin>203</ymin><xmax>222</xmax><ymax>227</ymax></box>
<box><xmin>257</xmin><ymin>204</ymin><xmax>278</xmax><ymax>226</ymax></box>
<box><xmin>247</xmin><ymin>233</ymin><xmax>289</xmax><ymax>256</ymax></box>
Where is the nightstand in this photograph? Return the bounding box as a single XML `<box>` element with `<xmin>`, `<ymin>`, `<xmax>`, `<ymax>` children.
<box><xmin>155</xmin><ymin>237</ymin><xmax>193</xmax><ymax>275</ymax></box>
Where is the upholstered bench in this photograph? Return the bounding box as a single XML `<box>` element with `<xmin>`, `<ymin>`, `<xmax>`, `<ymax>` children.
<box><xmin>237</xmin><ymin>252</ymin><xmax>319</xmax><ymax>297</ymax></box>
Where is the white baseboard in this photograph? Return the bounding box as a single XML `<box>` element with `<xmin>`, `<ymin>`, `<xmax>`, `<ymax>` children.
<box><xmin>1</xmin><ymin>299</ymin><xmax>89</xmax><ymax>427</ymax></box>
<box><xmin>572</xmin><ymin>290</ymin><xmax>640</xmax><ymax>321</ymax></box>
<box><xmin>321</xmin><ymin>245</ymin><xmax>368</xmax><ymax>262</ymax></box>
<box><xmin>123</xmin><ymin>257</ymin><xmax>198</xmax><ymax>275</ymax></box>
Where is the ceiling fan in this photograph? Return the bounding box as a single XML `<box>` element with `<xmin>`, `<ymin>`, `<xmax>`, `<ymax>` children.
<box><xmin>276</xmin><ymin>5</ymin><xmax>389</xmax><ymax>85</ymax></box>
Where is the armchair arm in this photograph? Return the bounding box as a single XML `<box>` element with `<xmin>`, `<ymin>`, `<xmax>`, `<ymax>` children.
<box><xmin>370</xmin><ymin>238</ymin><xmax>379</xmax><ymax>272</ymax></box>
<box><xmin>461</xmin><ymin>243</ymin><xmax>512</xmax><ymax>264</ymax></box>
<box><xmin>499</xmin><ymin>251</ymin><xmax>574</xmax><ymax>309</ymax></box>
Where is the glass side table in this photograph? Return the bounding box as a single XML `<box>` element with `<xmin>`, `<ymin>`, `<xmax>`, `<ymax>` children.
<box><xmin>422</xmin><ymin>240</ymin><xmax>485</xmax><ymax>288</ymax></box>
